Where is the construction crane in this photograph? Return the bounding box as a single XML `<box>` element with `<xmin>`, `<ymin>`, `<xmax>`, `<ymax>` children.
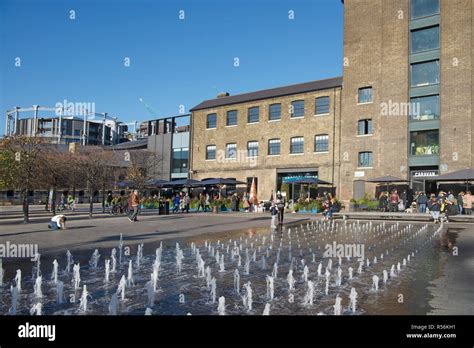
<box><xmin>138</xmin><ymin>97</ymin><xmax>160</xmax><ymax>118</ymax></box>
<box><xmin>139</xmin><ymin>97</ymin><xmax>164</xmax><ymax>136</ymax></box>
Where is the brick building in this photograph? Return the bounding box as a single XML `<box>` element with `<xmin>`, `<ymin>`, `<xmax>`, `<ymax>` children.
<box><xmin>190</xmin><ymin>78</ymin><xmax>342</xmax><ymax>201</ymax></box>
<box><xmin>190</xmin><ymin>0</ymin><xmax>474</xmax><ymax>203</ymax></box>
<box><xmin>340</xmin><ymin>0</ymin><xmax>474</xmax><ymax>200</ymax></box>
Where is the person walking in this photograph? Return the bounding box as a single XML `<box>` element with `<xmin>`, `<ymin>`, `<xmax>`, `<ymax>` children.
<box><xmin>276</xmin><ymin>191</ymin><xmax>286</xmax><ymax>225</ymax></box>
<box><xmin>417</xmin><ymin>192</ymin><xmax>428</xmax><ymax>214</ymax></box>
<box><xmin>198</xmin><ymin>193</ymin><xmax>206</xmax><ymax>212</ymax></box>
<box><xmin>173</xmin><ymin>194</ymin><xmax>181</xmax><ymax>213</ymax></box>
<box><xmin>457</xmin><ymin>192</ymin><xmax>464</xmax><ymax>215</ymax></box>
<box><xmin>67</xmin><ymin>193</ymin><xmax>75</xmax><ymax>212</ymax></box>
<box><xmin>183</xmin><ymin>192</ymin><xmax>190</xmax><ymax>213</ymax></box>
<box><xmin>270</xmin><ymin>202</ymin><xmax>278</xmax><ymax>229</ymax></box>
<box><xmin>463</xmin><ymin>191</ymin><xmax>473</xmax><ymax>215</ymax></box>
<box><xmin>205</xmin><ymin>193</ymin><xmax>210</xmax><ymax>212</ymax></box>
<box><xmin>400</xmin><ymin>190</ymin><xmax>407</xmax><ymax>208</ymax></box>
<box><xmin>427</xmin><ymin>193</ymin><xmax>441</xmax><ymax>223</ymax></box>
<box><xmin>378</xmin><ymin>192</ymin><xmax>388</xmax><ymax>212</ymax></box>
<box><xmin>106</xmin><ymin>192</ymin><xmax>113</xmax><ymax>214</ymax></box>
<box><xmin>128</xmin><ymin>190</ymin><xmax>140</xmax><ymax>222</ymax></box>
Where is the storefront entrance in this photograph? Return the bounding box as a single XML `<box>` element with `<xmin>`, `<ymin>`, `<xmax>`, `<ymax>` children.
<box><xmin>276</xmin><ymin>169</ymin><xmax>318</xmax><ymax>202</ymax></box>
<box><xmin>410</xmin><ymin>167</ymin><xmax>438</xmax><ymax>194</ymax></box>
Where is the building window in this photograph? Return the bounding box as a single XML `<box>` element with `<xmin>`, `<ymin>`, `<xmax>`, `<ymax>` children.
<box><xmin>247</xmin><ymin>141</ymin><xmax>259</xmax><ymax>157</ymax></box>
<box><xmin>358</xmin><ymin>152</ymin><xmax>373</xmax><ymax>168</ymax></box>
<box><xmin>291</xmin><ymin>100</ymin><xmax>305</xmax><ymax>118</ymax></box>
<box><xmin>290</xmin><ymin>136</ymin><xmax>304</xmax><ymax>154</ymax></box>
<box><xmin>411</xmin><ymin>26</ymin><xmax>439</xmax><ymax>54</ymax></box>
<box><xmin>410</xmin><ymin>95</ymin><xmax>439</xmax><ymax>121</ymax></box>
<box><xmin>226</xmin><ymin>143</ymin><xmax>237</xmax><ymax>159</ymax></box>
<box><xmin>226</xmin><ymin>110</ymin><xmax>238</xmax><ymax>126</ymax></box>
<box><xmin>207</xmin><ymin>113</ymin><xmax>217</xmax><ymax>129</ymax></box>
<box><xmin>411</xmin><ymin>0</ymin><xmax>439</xmax><ymax>20</ymax></box>
<box><xmin>248</xmin><ymin>107</ymin><xmax>259</xmax><ymax>123</ymax></box>
<box><xmin>410</xmin><ymin>130</ymin><xmax>439</xmax><ymax>156</ymax></box>
<box><xmin>411</xmin><ymin>60</ymin><xmax>439</xmax><ymax>87</ymax></box>
<box><xmin>315</xmin><ymin>96</ymin><xmax>330</xmax><ymax>115</ymax></box>
<box><xmin>269</xmin><ymin>103</ymin><xmax>281</xmax><ymax>121</ymax></box>
<box><xmin>358</xmin><ymin>119</ymin><xmax>373</xmax><ymax>135</ymax></box>
<box><xmin>314</xmin><ymin>134</ymin><xmax>329</xmax><ymax>152</ymax></box>
<box><xmin>172</xmin><ymin>148</ymin><xmax>189</xmax><ymax>173</ymax></box>
<box><xmin>268</xmin><ymin>139</ymin><xmax>280</xmax><ymax>155</ymax></box>
<box><xmin>206</xmin><ymin>145</ymin><xmax>216</xmax><ymax>160</ymax></box>
<box><xmin>358</xmin><ymin>87</ymin><xmax>373</xmax><ymax>104</ymax></box>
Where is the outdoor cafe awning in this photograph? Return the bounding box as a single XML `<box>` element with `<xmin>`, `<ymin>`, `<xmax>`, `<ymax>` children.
<box><xmin>199</xmin><ymin>178</ymin><xmax>246</xmax><ymax>186</ymax></box>
<box><xmin>366</xmin><ymin>175</ymin><xmax>408</xmax><ymax>183</ymax></box>
<box><xmin>291</xmin><ymin>178</ymin><xmax>333</xmax><ymax>185</ymax></box>
<box><xmin>160</xmin><ymin>179</ymin><xmax>202</xmax><ymax>187</ymax></box>
<box><xmin>145</xmin><ymin>179</ymin><xmax>168</xmax><ymax>187</ymax></box>
<box><xmin>434</xmin><ymin>168</ymin><xmax>474</xmax><ymax>190</ymax></box>
<box><xmin>434</xmin><ymin>168</ymin><xmax>474</xmax><ymax>182</ymax></box>
<box><xmin>117</xmin><ymin>180</ymin><xmax>135</xmax><ymax>188</ymax></box>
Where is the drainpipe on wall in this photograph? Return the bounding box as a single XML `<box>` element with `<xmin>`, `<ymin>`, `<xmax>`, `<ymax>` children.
<box><xmin>189</xmin><ymin>112</ymin><xmax>194</xmax><ymax>180</ymax></box>
<box><xmin>332</xmin><ymin>87</ymin><xmax>337</xmax><ymax>195</ymax></box>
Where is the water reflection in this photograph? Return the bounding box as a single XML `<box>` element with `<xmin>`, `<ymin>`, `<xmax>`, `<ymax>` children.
<box><xmin>0</xmin><ymin>220</ymin><xmax>453</xmax><ymax>315</ymax></box>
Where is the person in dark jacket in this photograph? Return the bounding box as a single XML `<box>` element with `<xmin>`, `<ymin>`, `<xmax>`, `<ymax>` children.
<box><xmin>457</xmin><ymin>192</ymin><xmax>464</xmax><ymax>215</ymax></box>
<box><xmin>275</xmin><ymin>192</ymin><xmax>285</xmax><ymax>225</ymax></box>
<box><xmin>444</xmin><ymin>195</ymin><xmax>458</xmax><ymax>223</ymax></box>
<box><xmin>379</xmin><ymin>192</ymin><xmax>388</xmax><ymax>212</ymax></box>
<box><xmin>400</xmin><ymin>190</ymin><xmax>407</xmax><ymax>208</ymax></box>
<box><xmin>231</xmin><ymin>193</ymin><xmax>238</xmax><ymax>211</ymax></box>
<box><xmin>427</xmin><ymin>194</ymin><xmax>441</xmax><ymax>223</ymax></box>
<box><xmin>417</xmin><ymin>192</ymin><xmax>428</xmax><ymax>214</ymax></box>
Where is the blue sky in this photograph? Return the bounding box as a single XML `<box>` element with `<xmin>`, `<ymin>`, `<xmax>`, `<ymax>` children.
<box><xmin>0</xmin><ymin>0</ymin><xmax>343</xmax><ymax>134</ymax></box>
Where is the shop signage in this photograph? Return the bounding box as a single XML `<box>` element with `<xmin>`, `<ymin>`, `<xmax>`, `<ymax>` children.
<box><xmin>412</xmin><ymin>170</ymin><xmax>438</xmax><ymax>178</ymax></box>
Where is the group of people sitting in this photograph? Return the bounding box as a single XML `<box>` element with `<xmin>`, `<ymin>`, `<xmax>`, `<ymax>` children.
<box><xmin>379</xmin><ymin>189</ymin><xmax>473</xmax><ymax>223</ymax></box>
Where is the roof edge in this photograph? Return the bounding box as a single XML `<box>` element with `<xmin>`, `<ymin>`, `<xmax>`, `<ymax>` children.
<box><xmin>190</xmin><ymin>76</ymin><xmax>343</xmax><ymax>112</ymax></box>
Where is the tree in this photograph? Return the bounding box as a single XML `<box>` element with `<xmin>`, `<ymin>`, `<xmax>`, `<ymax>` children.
<box><xmin>0</xmin><ymin>136</ymin><xmax>44</xmax><ymax>223</ymax></box>
<box><xmin>125</xmin><ymin>150</ymin><xmax>161</xmax><ymax>191</ymax></box>
<box><xmin>76</xmin><ymin>146</ymin><xmax>115</xmax><ymax>217</ymax></box>
<box><xmin>39</xmin><ymin>146</ymin><xmax>72</xmax><ymax>215</ymax></box>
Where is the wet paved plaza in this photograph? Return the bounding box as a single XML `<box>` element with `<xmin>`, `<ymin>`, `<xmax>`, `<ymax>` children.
<box><xmin>0</xmin><ymin>214</ymin><xmax>472</xmax><ymax>315</ymax></box>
